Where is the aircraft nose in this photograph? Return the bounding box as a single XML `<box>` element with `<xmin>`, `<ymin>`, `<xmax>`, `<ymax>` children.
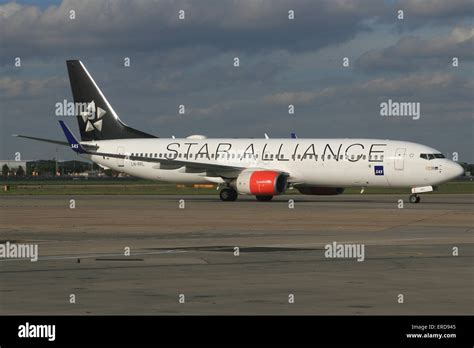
<box><xmin>447</xmin><ymin>162</ymin><xmax>464</xmax><ymax>180</ymax></box>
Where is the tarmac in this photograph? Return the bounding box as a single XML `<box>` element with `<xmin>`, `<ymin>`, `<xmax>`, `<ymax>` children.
<box><xmin>0</xmin><ymin>194</ymin><xmax>473</xmax><ymax>314</ymax></box>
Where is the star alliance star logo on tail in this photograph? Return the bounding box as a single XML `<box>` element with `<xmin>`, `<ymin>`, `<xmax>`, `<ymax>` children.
<box><xmin>80</xmin><ymin>101</ymin><xmax>107</xmax><ymax>132</ymax></box>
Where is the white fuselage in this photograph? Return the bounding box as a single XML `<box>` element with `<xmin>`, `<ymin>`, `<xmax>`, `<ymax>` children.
<box><xmin>83</xmin><ymin>138</ymin><xmax>463</xmax><ymax>188</ymax></box>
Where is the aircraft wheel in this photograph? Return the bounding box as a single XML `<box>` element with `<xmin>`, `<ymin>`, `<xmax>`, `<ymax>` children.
<box><xmin>256</xmin><ymin>195</ymin><xmax>273</xmax><ymax>202</ymax></box>
<box><xmin>409</xmin><ymin>194</ymin><xmax>420</xmax><ymax>204</ymax></box>
<box><xmin>220</xmin><ymin>188</ymin><xmax>238</xmax><ymax>201</ymax></box>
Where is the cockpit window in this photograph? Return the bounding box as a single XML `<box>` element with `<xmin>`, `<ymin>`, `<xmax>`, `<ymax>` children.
<box><xmin>420</xmin><ymin>153</ymin><xmax>445</xmax><ymax>160</ymax></box>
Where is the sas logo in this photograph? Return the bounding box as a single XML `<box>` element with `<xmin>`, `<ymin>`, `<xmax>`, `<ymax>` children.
<box><xmin>374</xmin><ymin>166</ymin><xmax>384</xmax><ymax>176</ymax></box>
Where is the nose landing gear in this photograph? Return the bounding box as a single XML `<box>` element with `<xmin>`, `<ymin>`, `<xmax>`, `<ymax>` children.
<box><xmin>409</xmin><ymin>194</ymin><xmax>421</xmax><ymax>204</ymax></box>
<box><xmin>409</xmin><ymin>186</ymin><xmax>433</xmax><ymax>204</ymax></box>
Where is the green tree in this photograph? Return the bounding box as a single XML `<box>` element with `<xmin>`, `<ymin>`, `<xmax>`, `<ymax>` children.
<box><xmin>16</xmin><ymin>165</ymin><xmax>25</xmax><ymax>177</ymax></box>
<box><xmin>2</xmin><ymin>164</ymin><xmax>9</xmax><ymax>176</ymax></box>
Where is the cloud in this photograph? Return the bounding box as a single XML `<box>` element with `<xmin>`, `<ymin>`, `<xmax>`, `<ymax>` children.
<box><xmin>263</xmin><ymin>72</ymin><xmax>473</xmax><ymax>115</ymax></box>
<box><xmin>356</xmin><ymin>26</ymin><xmax>474</xmax><ymax>72</ymax></box>
<box><xmin>0</xmin><ymin>76</ymin><xmax>67</xmax><ymax>98</ymax></box>
<box><xmin>263</xmin><ymin>88</ymin><xmax>336</xmax><ymax>105</ymax></box>
<box><xmin>396</xmin><ymin>0</ymin><xmax>474</xmax><ymax>21</ymax></box>
<box><xmin>0</xmin><ymin>0</ymin><xmax>388</xmax><ymax>65</ymax></box>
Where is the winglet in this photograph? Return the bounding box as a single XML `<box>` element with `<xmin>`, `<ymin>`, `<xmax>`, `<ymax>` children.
<box><xmin>59</xmin><ymin>121</ymin><xmax>86</xmax><ymax>154</ymax></box>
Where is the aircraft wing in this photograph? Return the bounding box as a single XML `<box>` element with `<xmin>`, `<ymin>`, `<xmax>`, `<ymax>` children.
<box><xmin>101</xmin><ymin>151</ymin><xmax>246</xmax><ymax>177</ymax></box>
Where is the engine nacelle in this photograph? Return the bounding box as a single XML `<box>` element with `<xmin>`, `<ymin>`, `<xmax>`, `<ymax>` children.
<box><xmin>297</xmin><ymin>186</ymin><xmax>345</xmax><ymax>195</ymax></box>
<box><xmin>234</xmin><ymin>170</ymin><xmax>288</xmax><ymax>195</ymax></box>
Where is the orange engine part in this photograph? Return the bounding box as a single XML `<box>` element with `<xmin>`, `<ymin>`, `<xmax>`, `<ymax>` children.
<box><xmin>249</xmin><ymin>171</ymin><xmax>284</xmax><ymax>195</ymax></box>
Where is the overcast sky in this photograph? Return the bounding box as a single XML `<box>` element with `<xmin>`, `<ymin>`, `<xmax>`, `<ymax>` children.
<box><xmin>1</xmin><ymin>0</ymin><xmax>473</xmax><ymax>162</ymax></box>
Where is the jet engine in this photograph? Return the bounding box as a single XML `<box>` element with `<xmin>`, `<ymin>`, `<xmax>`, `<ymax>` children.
<box><xmin>234</xmin><ymin>170</ymin><xmax>288</xmax><ymax>195</ymax></box>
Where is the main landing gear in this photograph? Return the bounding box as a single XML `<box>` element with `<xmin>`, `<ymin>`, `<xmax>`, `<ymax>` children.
<box><xmin>219</xmin><ymin>188</ymin><xmax>238</xmax><ymax>202</ymax></box>
<box><xmin>409</xmin><ymin>194</ymin><xmax>421</xmax><ymax>204</ymax></box>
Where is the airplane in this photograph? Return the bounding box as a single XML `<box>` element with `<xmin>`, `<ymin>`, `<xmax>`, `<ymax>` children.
<box><xmin>15</xmin><ymin>60</ymin><xmax>464</xmax><ymax>203</ymax></box>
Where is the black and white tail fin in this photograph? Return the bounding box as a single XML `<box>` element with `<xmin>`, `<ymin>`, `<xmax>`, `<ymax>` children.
<box><xmin>66</xmin><ymin>60</ymin><xmax>156</xmax><ymax>141</ymax></box>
